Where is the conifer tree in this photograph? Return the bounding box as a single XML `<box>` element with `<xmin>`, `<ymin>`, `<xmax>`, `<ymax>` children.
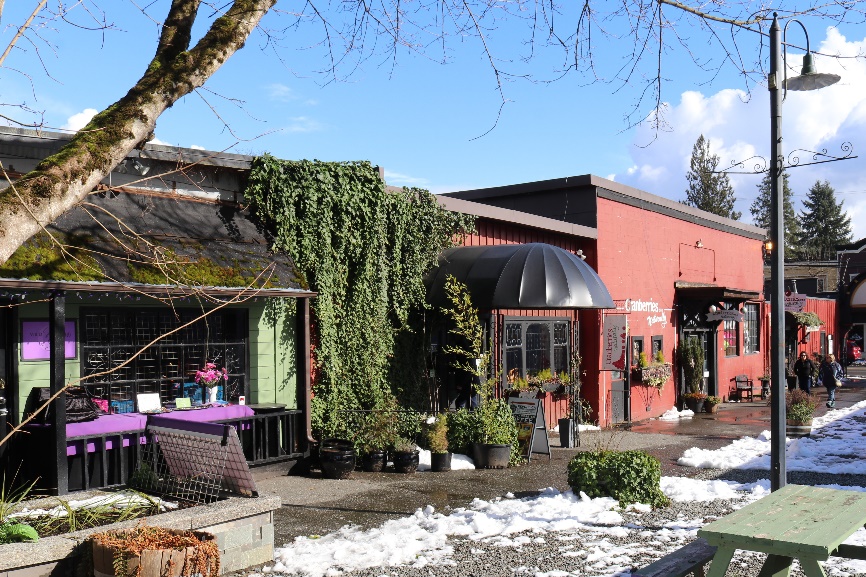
<box><xmin>798</xmin><ymin>180</ymin><xmax>853</xmax><ymax>260</ymax></box>
<box><xmin>750</xmin><ymin>171</ymin><xmax>802</xmax><ymax>258</ymax></box>
<box><xmin>683</xmin><ymin>135</ymin><xmax>741</xmax><ymax>220</ymax></box>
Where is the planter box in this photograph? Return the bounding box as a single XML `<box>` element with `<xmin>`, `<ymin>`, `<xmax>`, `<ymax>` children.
<box><xmin>635</xmin><ymin>363</ymin><xmax>672</xmax><ymax>385</ymax></box>
<box><xmin>0</xmin><ymin>494</ymin><xmax>280</xmax><ymax>577</ymax></box>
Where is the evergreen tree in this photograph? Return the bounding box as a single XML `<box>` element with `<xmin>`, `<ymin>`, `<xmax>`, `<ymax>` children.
<box><xmin>750</xmin><ymin>171</ymin><xmax>802</xmax><ymax>258</ymax></box>
<box><xmin>683</xmin><ymin>135</ymin><xmax>741</xmax><ymax>220</ymax></box>
<box><xmin>798</xmin><ymin>180</ymin><xmax>853</xmax><ymax>260</ymax></box>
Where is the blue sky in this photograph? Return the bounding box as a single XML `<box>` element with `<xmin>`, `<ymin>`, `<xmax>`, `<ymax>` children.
<box><xmin>3</xmin><ymin>2</ymin><xmax>866</xmax><ymax>239</ymax></box>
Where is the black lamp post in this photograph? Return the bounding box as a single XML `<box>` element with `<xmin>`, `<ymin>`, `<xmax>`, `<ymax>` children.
<box><xmin>769</xmin><ymin>14</ymin><xmax>840</xmax><ymax>492</ymax></box>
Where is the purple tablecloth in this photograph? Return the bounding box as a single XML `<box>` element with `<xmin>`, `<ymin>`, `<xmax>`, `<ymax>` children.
<box><xmin>66</xmin><ymin>405</ymin><xmax>255</xmax><ymax>456</ymax></box>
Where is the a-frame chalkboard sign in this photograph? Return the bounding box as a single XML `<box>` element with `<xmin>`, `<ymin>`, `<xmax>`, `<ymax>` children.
<box><xmin>507</xmin><ymin>397</ymin><xmax>551</xmax><ymax>462</ymax></box>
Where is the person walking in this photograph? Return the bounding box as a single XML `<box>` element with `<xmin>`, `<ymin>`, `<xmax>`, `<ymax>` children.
<box><xmin>793</xmin><ymin>352</ymin><xmax>815</xmax><ymax>394</ymax></box>
<box><xmin>819</xmin><ymin>353</ymin><xmax>843</xmax><ymax>408</ymax></box>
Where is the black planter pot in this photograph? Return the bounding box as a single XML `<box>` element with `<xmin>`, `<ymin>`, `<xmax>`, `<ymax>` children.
<box><xmin>472</xmin><ymin>443</ymin><xmax>510</xmax><ymax>469</ymax></box>
<box><xmin>320</xmin><ymin>438</ymin><xmax>356</xmax><ymax>480</ymax></box>
<box><xmin>684</xmin><ymin>398</ymin><xmax>705</xmax><ymax>414</ymax></box>
<box><xmin>430</xmin><ymin>452</ymin><xmax>452</xmax><ymax>472</ymax></box>
<box><xmin>392</xmin><ymin>450</ymin><xmax>419</xmax><ymax>474</ymax></box>
<box><xmin>361</xmin><ymin>450</ymin><xmax>387</xmax><ymax>472</ymax></box>
<box><xmin>558</xmin><ymin>418</ymin><xmax>576</xmax><ymax>448</ymax></box>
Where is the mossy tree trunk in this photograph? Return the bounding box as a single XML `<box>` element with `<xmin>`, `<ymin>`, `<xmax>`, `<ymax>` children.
<box><xmin>0</xmin><ymin>0</ymin><xmax>276</xmax><ymax>266</ymax></box>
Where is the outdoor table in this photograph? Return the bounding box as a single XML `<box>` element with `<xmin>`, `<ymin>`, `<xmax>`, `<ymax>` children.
<box><xmin>698</xmin><ymin>484</ymin><xmax>866</xmax><ymax>576</ymax></box>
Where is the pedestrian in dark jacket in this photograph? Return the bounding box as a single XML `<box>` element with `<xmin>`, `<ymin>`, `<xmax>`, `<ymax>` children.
<box><xmin>819</xmin><ymin>354</ymin><xmax>843</xmax><ymax>408</ymax></box>
<box><xmin>793</xmin><ymin>352</ymin><xmax>815</xmax><ymax>394</ymax></box>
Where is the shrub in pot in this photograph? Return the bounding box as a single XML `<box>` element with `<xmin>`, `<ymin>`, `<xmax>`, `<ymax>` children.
<box><xmin>786</xmin><ymin>389</ymin><xmax>818</xmax><ymax>438</ymax></box>
<box><xmin>391</xmin><ymin>437</ymin><xmax>420</xmax><ymax>474</ymax></box>
<box><xmin>567</xmin><ymin>450</ymin><xmax>670</xmax><ymax>508</ymax></box>
<box><xmin>679</xmin><ymin>336</ymin><xmax>706</xmax><ymax>411</ymax></box>
<box><xmin>704</xmin><ymin>395</ymin><xmax>722</xmax><ymax>413</ymax></box>
<box><xmin>356</xmin><ymin>403</ymin><xmax>400</xmax><ymax>472</ymax></box>
<box><xmin>426</xmin><ymin>413</ymin><xmax>452</xmax><ymax>472</ymax></box>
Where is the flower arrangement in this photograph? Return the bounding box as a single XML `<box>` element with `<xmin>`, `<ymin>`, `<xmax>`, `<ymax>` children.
<box><xmin>705</xmin><ymin>395</ymin><xmax>722</xmax><ymax>405</ymax></box>
<box><xmin>194</xmin><ymin>363</ymin><xmax>227</xmax><ymax>388</ymax></box>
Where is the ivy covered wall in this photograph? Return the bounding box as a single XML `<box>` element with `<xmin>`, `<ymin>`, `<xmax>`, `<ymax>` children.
<box><xmin>246</xmin><ymin>156</ymin><xmax>474</xmax><ymax>436</ymax></box>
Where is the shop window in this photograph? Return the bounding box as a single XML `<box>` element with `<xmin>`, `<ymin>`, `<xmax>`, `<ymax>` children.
<box><xmin>651</xmin><ymin>336</ymin><xmax>663</xmax><ymax>360</ymax></box>
<box><xmin>504</xmin><ymin>318</ymin><xmax>570</xmax><ymax>379</ymax></box>
<box><xmin>743</xmin><ymin>303</ymin><xmax>759</xmax><ymax>355</ymax></box>
<box><xmin>80</xmin><ymin>308</ymin><xmax>247</xmax><ymax>407</ymax></box>
<box><xmin>723</xmin><ymin>303</ymin><xmax>739</xmax><ymax>357</ymax></box>
<box><xmin>631</xmin><ymin>336</ymin><xmax>644</xmax><ymax>367</ymax></box>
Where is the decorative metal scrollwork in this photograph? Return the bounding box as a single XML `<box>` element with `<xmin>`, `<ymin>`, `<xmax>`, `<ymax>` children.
<box><xmin>713</xmin><ymin>142</ymin><xmax>856</xmax><ymax>174</ymax></box>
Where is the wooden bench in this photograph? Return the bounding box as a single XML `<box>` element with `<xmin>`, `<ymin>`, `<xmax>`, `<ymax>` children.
<box><xmin>632</xmin><ymin>538</ymin><xmax>718</xmax><ymax>577</ymax></box>
<box><xmin>730</xmin><ymin>374</ymin><xmax>756</xmax><ymax>402</ymax></box>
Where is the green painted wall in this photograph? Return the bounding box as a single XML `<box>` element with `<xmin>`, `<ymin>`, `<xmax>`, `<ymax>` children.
<box><xmin>13</xmin><ymin>295</ymin><xmax>299</xmax><ymax>420</ymax></box>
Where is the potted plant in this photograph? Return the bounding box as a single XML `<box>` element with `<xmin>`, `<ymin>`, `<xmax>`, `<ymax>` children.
<box><xmin>356</xmin><ymin>400</ymin><xmax>400</xmax><ymax>472</ymax></box>
<box><xmin>785</xmin><ymin>389</ymin><xmax>818</xmax><ymax>438</ymax></box>
<box><xmin>426</xmin><ymin>413</ymin><xmax>452</xmax><ymax>472</ymax></box>
<box><xmin>680</xmin><ymin>336</ymin><xmax>706</xmax><ymax>413</ymax></box>
<box><xmin>90</xmin><ymin>523</ymin><xmax>220</xmax><ymax>577</ymax></box>
<box><xmin>757</xmin><ymin>369</ymin><xmax>772</xmax><ymax>400</ymax></box>
<box><xmin>704</xmin><ymin>395</ymin><xmax>722</xmax><ymax>414</ymax></box>
<box><xmin>319</xmin><ymin>438</ymin><xmax>357</xmax><ymax>479</ymax></box>
<box><xmin>634</xmin><ymin>350</ymin><xmax>672</xmax><ymax>390</ymax></box>
<box><xmin>391</xmin><ymin>436</ymin><xmax>420</xmax><ymax>474</ymax></box>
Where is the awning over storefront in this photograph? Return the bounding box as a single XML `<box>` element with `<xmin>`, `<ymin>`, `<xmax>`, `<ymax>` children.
<box><xmin>425</xmin><ymin>243</ymin><xmax>614</xmax><ymax>310</ymax></box>
<box><xmin>786</xmin><ymin>310</ymin><xmax>824</xmax><ymax>328</ymax></box>
<box><xmin>674</xmin><ymin>282</ymin><xmax>760</xmax><ymax>303</ymax></box>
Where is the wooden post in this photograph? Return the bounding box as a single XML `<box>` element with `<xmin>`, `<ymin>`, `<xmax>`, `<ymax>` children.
<box><xmin>50</xmin><ymin>291</ymin><xmax>68</xmax><ymax>495</ymax></box>
<box><xmin>296</xmin><ymin>297</ymin><xmax>314</xmax><ymax>449</ymax></box>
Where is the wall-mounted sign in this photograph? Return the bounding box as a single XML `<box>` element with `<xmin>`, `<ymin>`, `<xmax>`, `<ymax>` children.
<box><xmin>706</xmin><ymin>309</ymin><xmax>744</xmax><ymax>322</ymax></box>
<box><xmin>602</xmin><ymin>315</ymin><xmax>628</xmax><ymax>370</ymax></box>
<box><xmin>21</xmin><ymin>320</ymin><xmax>77</xmax><ymax>360</ymax></box>
<box><xmin>784</xmin><ymin>293</ymin><xmax>807</xmax><ymax>312</ymax></box>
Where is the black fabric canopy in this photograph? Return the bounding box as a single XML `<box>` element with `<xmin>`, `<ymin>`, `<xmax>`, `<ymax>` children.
<box><xmin>425</xmin><ymin>243</ymin><xmax>614</xmax><ymax>310</ymax></box>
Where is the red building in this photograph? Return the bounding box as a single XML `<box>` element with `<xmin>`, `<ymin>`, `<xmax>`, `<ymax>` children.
<box><xmin>436</xmin><ymin>175</ymin><xmax>772</xmax><ymax>427</ymax></box>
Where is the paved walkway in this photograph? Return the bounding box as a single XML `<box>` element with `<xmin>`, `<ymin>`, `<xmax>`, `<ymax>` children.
<box><xmin>258</xmin><ymin>370</ymin><xmax>866</xmax><ymax>546</ymax></box>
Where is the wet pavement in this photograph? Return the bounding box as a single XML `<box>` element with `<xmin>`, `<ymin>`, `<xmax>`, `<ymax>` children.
<box><xmin>255</xmin><ymin>369</ymin><xmax>866</xmax><ymax>548</ymax></box>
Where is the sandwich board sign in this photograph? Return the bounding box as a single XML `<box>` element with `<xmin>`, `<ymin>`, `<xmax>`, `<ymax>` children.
<box><xmin>507</xmin><ymin>397</ymin><xmax>551</xmax><ymax>462</ymax></box>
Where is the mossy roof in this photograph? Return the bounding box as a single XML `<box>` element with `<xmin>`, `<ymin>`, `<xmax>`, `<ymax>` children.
<box><xmin>0</xmin><ymin>189</ymin><xmax>304</xmax><ymax>291</ymax></box>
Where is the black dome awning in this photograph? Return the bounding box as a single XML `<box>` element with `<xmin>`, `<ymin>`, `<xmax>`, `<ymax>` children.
<box><xmin>425</xmin><ymin>243</ymin><xmax>614</xmax><ymax>310</ymax></box>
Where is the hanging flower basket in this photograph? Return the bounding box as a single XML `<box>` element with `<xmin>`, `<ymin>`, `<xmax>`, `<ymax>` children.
<box><xmin>637</xmin><ymin>363</ymin><xmax>672</xmax><ymax>389</ymax></box>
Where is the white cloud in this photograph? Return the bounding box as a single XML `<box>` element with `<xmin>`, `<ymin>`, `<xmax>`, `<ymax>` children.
<box><xmin>384</xmin><ymin>170</ymin><xmax>430</xmax><ymax>187</ymax></box>
<box><xmin>147</xmin><ymin>136</ymin><xmax>172</xmax><ymax>146</ymax></box>
<box><xmin>62</xmin><ymin>109</ymin><xmax>98</xmax><ymax>132</ymax></box>
<box><xmin>617</xmin><ymin>26</ymin><xmax>866</xmax><ymax>241</ymax></box>
<box><xmin>267</xmin><ymin>83</ymin><xmax>296</xmax><ymax>102</ymax></box>
<box><xmin>190</xmin><ymin>145</ymin><xmax>205</xmax><ymax>150</ymax></box>
<box><xmin>285</xmin><ymin>116</ymin><xmax>323</xmax><ymax>133</ymax></box>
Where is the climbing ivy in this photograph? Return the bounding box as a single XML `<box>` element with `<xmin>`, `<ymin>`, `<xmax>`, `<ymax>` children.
<box><xmin>246</xmin><ymin>156</ymin><xmax>474</xmax><ymax>437</ymax></box>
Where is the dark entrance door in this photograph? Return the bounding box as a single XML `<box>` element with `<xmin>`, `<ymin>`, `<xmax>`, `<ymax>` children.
<box><xmin>681</xmin><ymin>329</ymin><xmax>717</xmax><ymax>396</ymax></box>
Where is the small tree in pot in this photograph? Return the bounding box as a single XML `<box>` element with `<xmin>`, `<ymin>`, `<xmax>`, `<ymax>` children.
<box><xmin>679</xmin><ymin>336</ymin><xmax>707</xmax><ymax>413</ymax></box>
<box><xmin>785</xmin><ymin>389</ymin><xmax>818</xmax><ymax>438</ymax></box>
<box><xmin>426</xmin><ymin>414</ymin><xmax>452</xmax><ymax>472</ymax></box>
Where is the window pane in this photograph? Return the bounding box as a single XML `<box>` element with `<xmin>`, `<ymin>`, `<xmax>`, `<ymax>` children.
<box><xmin>743</xmin><ymin>303</ymin><xmax>759</xmax><ymax>354</ymax></box>
<box><xmin>723</xmin><ymin>303</ymin><xmax>739</xmax><ymax>357</ymax></box>
<box><xmin>525</xmin><ymin>323</ymin><xmax>551</xmax><ymax>376</ymax></box>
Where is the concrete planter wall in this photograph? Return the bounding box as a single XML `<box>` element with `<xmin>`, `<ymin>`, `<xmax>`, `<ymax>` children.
<box><xmin>0</xmin><ymin>494</ymin><xmax>280</xmax><ymax>577</ymax></box>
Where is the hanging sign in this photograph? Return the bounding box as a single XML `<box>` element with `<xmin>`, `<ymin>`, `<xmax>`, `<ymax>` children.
<box><xmin>602</xmin><ymin>315</ymin><xmax>628</xmax><ymax>370</ymax></box>
<box><xmin>508</xmin><ymin>398</ymin><xmax>550</xmax><ymax>462</ymax></box>
<box><xmin>785</xmin><ymin>293</ymin><xmax>807</xmax><ymax>312</ymax></box>
<box><xmin>21</xmin><ymin>320</ymin><xmax>77</xmax><ymax>360</ymax></box>
<box><xmin>706</xmin><ymin>309</ymin><xmax>744</xmax><ymax>322</ymax></box>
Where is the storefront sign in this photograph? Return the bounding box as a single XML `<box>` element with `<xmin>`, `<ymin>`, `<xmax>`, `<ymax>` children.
<box><xmin>785</xmin><ymin>293</ymin><xmax>807</xmax><ymax>312</ymax></box>
<box><xmin>625</xmin><ymin>298</ymin><xmax>668</xmax><ymax>328</ymax></box>
<box><xmin>21</xmin><ymin>320</ymin><xmax>77</xmax><ymax>360</ymax></box>
<box><xmin>507</xmin><ymin>398</ymin><xmax>550</xmax><ymax>462</ymax></box>
<box><xmin>706</xmin><ymin>309</ymin><xmax>744</xmax><ymax>322</ymax></box>
<box><xmin>602</xmin><ymin>315</ymin><xmax>628</xmax><ymax>371</ymax></box>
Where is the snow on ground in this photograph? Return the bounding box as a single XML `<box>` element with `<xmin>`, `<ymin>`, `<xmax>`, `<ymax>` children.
<box><xmin>679</xmin><ymin>400</ymin><xmax>866</xmax><ymax>472</ymax></box>
<box><xmin>658</xmin><ymin>406</ymin><xmax>694</xmax><ymax>420</ymax></box>
<box><xmin>10</xmin><ymin>490</ymin><xmax>177</xmax><ymax>520</ymax></box>
<box><xmin>261</xmin><ymin>402</ymin><xmax>866</xmax><ymax>577</ymax></box>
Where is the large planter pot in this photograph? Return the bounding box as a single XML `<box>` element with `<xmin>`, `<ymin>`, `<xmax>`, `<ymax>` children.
<box><xmin>392</xmin><ymin>450</ymin><xmax>420</xmax><ymax>474</ymax></box>
<box><xmin>786</xmin><ymin>418</ymin><xmax>813</xmax><ymax>438</ymax></box>
<box><xmin>430</xmin><ymin>452</ymin><xmax>452</xmax><ymax>472</ymax></box>
<box><xmin>91</xmin><ymin>527</ymin><xmax>219</xmax><ymax>577</ymax></box>
<box><xmin>704</xmin><ymin>402</ymin><xmax>719</xmax><ymax>414</ymax></box>
<box><xmin>361</xmin><ymin>450</ymin><xmax>387</xmax><ymax>472</ymax></box>
<box><xmin>320</xmin><ymin>438</ymin><xmax>356</xmax><ymax>479</ymax></box>
<box><xmin>471</xmin><ymin>443</ymin><xmax>511</xmax><ymax>469</ymax></box>
<box><xmin>558</xmin><ymin>418</ymin><xmax>576</xmax><ymax>448</ymax></box>
<box><xmin>684</xmin><ymin>397</ymin><xmax>705</xmax><ymax>414</ymax></box>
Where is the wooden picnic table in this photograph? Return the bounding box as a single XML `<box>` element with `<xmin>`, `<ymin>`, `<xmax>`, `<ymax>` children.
<box><xmin>698</xmin><ymin>484</ymin><xmax>866</xmax><ymax>576</ymax></box>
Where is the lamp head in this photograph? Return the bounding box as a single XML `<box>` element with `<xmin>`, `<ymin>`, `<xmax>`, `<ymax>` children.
<box><xmin>786</xmin><ymin>52</ymin><xmax>841</xmax><ymax>91</ymax></box>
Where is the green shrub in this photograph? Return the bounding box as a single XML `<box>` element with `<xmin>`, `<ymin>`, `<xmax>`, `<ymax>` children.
<box><xmin>446</xmin><ymin>408</ymin><xmax>481</xmax><ymax>456</ymax></box>
<box><xmin>426</xmin><ymin>414</ymin><xmax>449</xmax><ymax>453</ymax></box>
<box><xmin>567</xmin><ymin>450</ymin><xmax>670</xmax><ymax>508</ymax></box>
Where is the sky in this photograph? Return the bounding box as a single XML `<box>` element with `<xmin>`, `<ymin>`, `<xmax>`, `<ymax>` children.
<box><xmin>2</xmin><ymin>3</ymin><xmax>866</xmax><ymax>239</ymax></box>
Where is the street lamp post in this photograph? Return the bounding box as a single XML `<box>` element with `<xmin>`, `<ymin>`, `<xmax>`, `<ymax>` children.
<box><xmin>768</xmin><ymin>14</ymin><xmax>840</xmax><ymax>492</ymax></box>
